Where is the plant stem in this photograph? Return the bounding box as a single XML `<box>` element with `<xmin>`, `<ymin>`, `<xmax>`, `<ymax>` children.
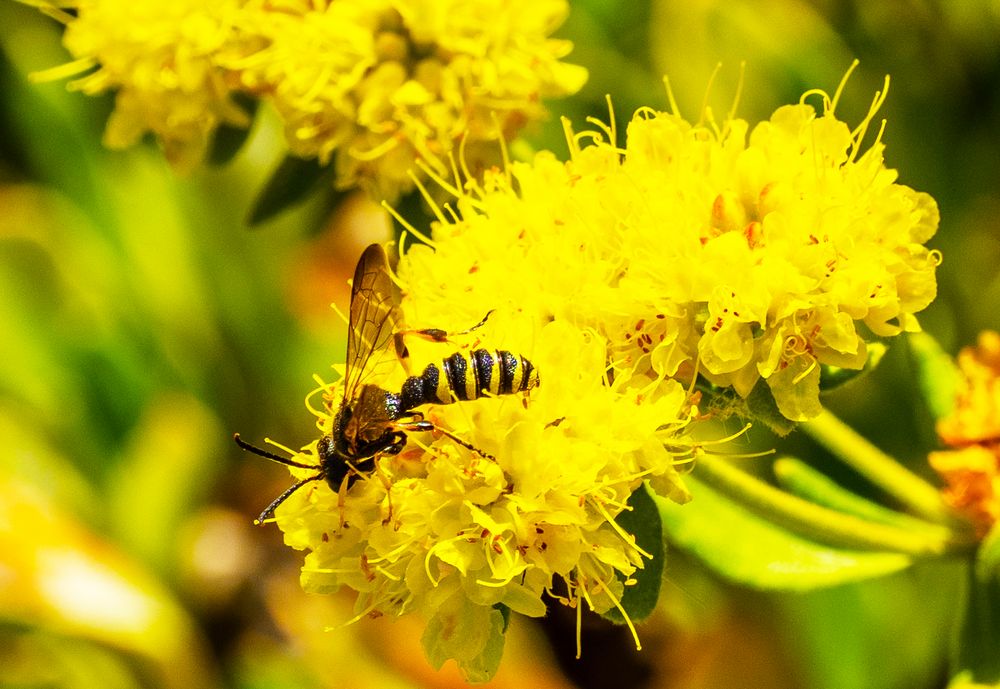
<box><xmin>694</xmin><ymin>454</ymin><xmax>974</xmax><ymax>557</ymax></box>
<box><xmin>802</xmin><ymin>409</ymin><xmax>955</xmax><ymax>524</ymax></box>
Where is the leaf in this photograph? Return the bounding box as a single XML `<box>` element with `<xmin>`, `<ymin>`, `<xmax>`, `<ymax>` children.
<box><xmin>698</xmin><ymin>379</ymin><xmax>797</xmax><ymax>436</ymax></box>
<box><xmin>206</xmin><ymin>97</ymin><xmax>257</xmax><ymax>165</ymax></box>
<box><xmin>819</xmin><ymin>341</ymin><xmax>887</xmax><ymax>390</ymax></box>
<box><xmin>951</xmin><ymin>557</ymin><xmax>1000</xmax><ymax>685</ymax></box>
<box><xmin>906</xmin><ymin>331</ymin><xmax>961</xmax><ymax>423</ymax></box>
<box><xmin>745</xmin><ymin>378</ymin><xmax>799</xmax><ymax>436</ymax></box>
<box><xmin>246</xmin><ymin>155</ymin><xmax>332</xmax><ymax>227</ymax></box>
<box><xmin>657</xmin><ymin>474</ymin><xmax>914</xmax><ymax>590</ymax></box>
<box><xmin>976</xmin><ymin>524</ymin><xmax>1000</xmax><ymax>584</ymax></box>
<box><xmin>602</xmin><ymin>483</ymin><xmax>664</xmax><ymax>624</ymax></box>
<box><xmin>107</xmin><ymin>393</ymin><xmax>225</xmax><ymax>572</ymax></box>
<box><xmin>392</xmin><ymin>188</ymin><xmax>437</xmax><ymax>245</ymax></box>
<box><xmin>773</xmin><ymin>457</ymin><xmax>954</xmax><ymax>539</ymax></box>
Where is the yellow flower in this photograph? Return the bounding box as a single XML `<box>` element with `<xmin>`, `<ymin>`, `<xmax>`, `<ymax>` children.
<box><xmin>235</xmin><ymin>0</ymin><xmax>587</xmax><ymax>201</ymax></box>
<box><xmin>937</xmin><ymin>331</ymin><xmax>1000</xmax><ymax>447</ymax></box>
<box><xmin>270</xmin><ymin>317</ymin><xmax>696</xmax><ymax>679</ymax></box>
<box><xmin>33</xmin><ymin>0</ymin><xmax>254</xmax><ymax>169</ymax></box>
<box><xmin>395</xmin><ymin>66</ymin><xmax>939</xmax><ymax>422</ymax></box>
<box><xmin>258</xmin><ymin>68</ymin><xmax>940</xmax><ymax>677</ymax></box>
<box><xmin>930</xmin><ymin>331</ymin><xmax>1000</xmax><ymax>537</ymax></box>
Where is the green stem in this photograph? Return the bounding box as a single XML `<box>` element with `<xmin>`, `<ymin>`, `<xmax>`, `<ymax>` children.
<box><xmin>694</xmin><ymin>454</ymin><xmax>973</xmax><ymax>557</ymax></box>
<box><xmin>802</xmin><ymin>409</ymin><xmax>955</xmax><ymax>524</ymax></box>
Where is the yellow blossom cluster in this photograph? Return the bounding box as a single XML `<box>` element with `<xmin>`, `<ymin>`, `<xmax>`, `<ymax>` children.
<box><xmin>396</xmin><ymin>73</ymin><xmax>940</xmax><ymax>423</ymax></box>
<box><xmin>273</xmin><ymin>316</ymin><xmax>696</xmax><ymax>678</ymax></box>
<box><xmin>34</xmin><ymin>0</ymin><xmax>586</xmax><ymax>198</ymax></box>
<box><xmin>930</xmin><ymin>331</ymin><xmax>1000</xmax><ymax>537</ymax></box>
<box><xmin>235</xmin><ymin>0</ymin><xmax>586</xmax><ymax>200</ymax></box>
<box><xmin>266</xmin><ymin>74</ymin><xmax>941</xmax><ymax>675</ymax></box>
<box><xmin>37</xmin><ymin>0</ymin><xmax>253</xmax><ymax>169</ymax></box>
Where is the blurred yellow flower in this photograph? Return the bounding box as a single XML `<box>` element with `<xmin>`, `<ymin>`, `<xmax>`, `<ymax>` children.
<box><xmin>33</xmin><ymin>0</ymin><xmax>255</xmax><ymax>169</ymax></box>
<box><xmin>930</xmin><ymin>331</ymin><xmax>1000</xmax><ymax>537</ymax></box>
<box><xmin>234</xmin><ymin>0</ymin><xmax>587</xmax><ymax>200</ymax></box>
<box><xmin>396</xmin><ymin>67</ymin><xmax>939</xmax><ymax>422</ymax></box>
<box><xmin>31</xmin><ymin>0</ymin><xmax>585</xmax><ymax>197</ymax></box>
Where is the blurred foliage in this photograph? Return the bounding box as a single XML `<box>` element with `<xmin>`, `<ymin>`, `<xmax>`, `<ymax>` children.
<box><xmin>1</xmin><ymin>0</ymin><xmax>999</xmax><ymax>688</ymax></box>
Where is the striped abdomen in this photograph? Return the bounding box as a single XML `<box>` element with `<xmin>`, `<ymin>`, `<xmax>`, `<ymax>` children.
<box><xmin>398</xmin><ymin>349</ymin><xmax>539</xmax><ymax>412</ymax></box>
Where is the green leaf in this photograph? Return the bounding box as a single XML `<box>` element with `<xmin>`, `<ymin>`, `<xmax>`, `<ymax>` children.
<box><xmin>602</xmin><ymin>483</ymin><xmax>664</xmax><ymax>625</ymax></box>
<box><xmin>657</xmin><ymin>474</ymin><xmax>914</xmax><ymax>590</ymax></box>
<box><xmin>958</xmin><ymin>526</ymin><xmax>1000</xmax><ymax>685</ymax></box>
<box><xmin>247</xmin><ymin>155</ymin><xmax>332</xmax><ymax>227</ymax></box>
<box><xmin>107</xmin><ymin>394</ymin><xmax>225</xmax><ymax>574</ymax></box>
<box><xmin>905</xmin><ymin>331</ymin><xmax>961</xmax><ymax>423</ymax></box>
<box><xmin>952</xmin><ymin>559</ymin><xmax>1000</xmax><ymax>685</ymax></box>
<box><xmin>819</xmin><ymin>341</ymin><xmax>888</xmax><ymax>390</ymax></box>
<box><xmin>977</xmin><ymin>524</ymin><xmax>1000</xmax><ymax>584</ymax></box>
<box><xmin>391</xmin><ymin>189</ymin><xmax>436</xmax><ymax>246</ymax></box>
<box><xmin>698</xmin><ymin>378</ymin><xmax>797</xmax><ymax>436</ymax></box>
<box><xmin>745</xmin><ymin>379</ymin><xmax>798</xmax><ymax>436</ymax></box>
<box><xmin>773</xmin><ymin>457</ymin><xmax>955</xmax><ymax>539</ymax></box>
<box><xmin>207</xmin><ymin>96</ymin><xmax>257</xmax><ymax>165</ymax></box>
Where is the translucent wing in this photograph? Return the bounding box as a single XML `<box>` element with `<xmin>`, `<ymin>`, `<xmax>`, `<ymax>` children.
<box><xmin>343</xmin><ymin>243</ymin><xmax>401</xmax><ymax>402</ymax></box>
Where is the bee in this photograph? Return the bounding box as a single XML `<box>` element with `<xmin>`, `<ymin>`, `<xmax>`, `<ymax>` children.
<box><xmin>235</xmin><ymin>243</ymin><xmax>539</xmax><ymax>524</ymax></box>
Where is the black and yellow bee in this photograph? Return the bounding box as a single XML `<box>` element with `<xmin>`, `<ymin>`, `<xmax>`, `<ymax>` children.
<box><xmin>235</xmin><ymin>243</ymin><xmax>539</xmax><ymax>524</ymax></box>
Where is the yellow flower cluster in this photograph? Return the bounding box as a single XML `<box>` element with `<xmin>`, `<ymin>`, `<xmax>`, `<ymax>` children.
<box><xmin>396</xmin><ymin>72</ymin><xmax>940</xmax><ymax>423</ymax></box>
<box><xmin>274</xmin><ymin>316</ymin><xmax>696</xmax><ymax>678</ymax></box>
<box><xmin>265</xmin><ymin>73</ymin><xmax>941</xmax><ymax>676</ymax></box>
<box><xmin>34</xmin><ymin>0</ymin><xmax>586</xmax><ymax>198</ymax></box>
<box><xmin>39</xmin><ymin>0</ymin><xmax>253</xmax><ymax>169</ymax></box>
<box><xmin>930</xmin><ymin>331</ymin><xmax>1000</xmax><ymax>537</ymax></box>
<box><xmin>236</xmin><ymin>0</ymin><xmax>586</xmax><ymax>200</ymax></box>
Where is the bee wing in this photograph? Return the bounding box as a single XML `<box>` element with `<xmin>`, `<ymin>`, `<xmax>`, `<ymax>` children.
<box><xmin>343</xmin><ymin>243</ymin><xmax>402</xmax><ymax>401</ymax></box>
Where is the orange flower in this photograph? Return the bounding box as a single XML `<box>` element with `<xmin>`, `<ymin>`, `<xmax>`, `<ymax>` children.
<box><xmin>930</xmin><ymin>331</ymin><xmax>1000</xmax><ymax>536</ymax></box>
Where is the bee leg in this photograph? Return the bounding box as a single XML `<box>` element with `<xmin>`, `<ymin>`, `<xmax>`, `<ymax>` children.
<box><xmin>336</xmin><ymin>473</ymin><xmax>350</xmax><ymax>529</ymax></box>
<box><xmin>393</xmin><ymin>311</ymin><xmax>495</xmax><ymax>375</ymax></box>
<box><xmin>375</xmin><ymin>462</ymin><xmax>396</xmax><ymax>527</ymax></box>
<box><xmin>396</xmin><ymin>310</ymin><xmax>495</xmax><ymax>346</ymax></box>
<box><xmin>397</xmin><ymin>418</ymin><xmax>497</xmax><ymax>462</ymax></box>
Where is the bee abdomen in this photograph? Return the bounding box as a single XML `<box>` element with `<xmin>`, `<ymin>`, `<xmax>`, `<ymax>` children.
<box><xmin>441</xmin><ymin>349</ymin><xmax>538</xmax><ymax>401</ymax></box>
<box><xmin>399</xmin><ymin>349</ymin><xmax>539</xmax><ymax>411</ymax></box>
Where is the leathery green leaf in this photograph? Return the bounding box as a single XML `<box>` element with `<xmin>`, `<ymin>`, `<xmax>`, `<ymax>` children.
<box><xmin>773</xmin><ymin>457</ymin><xmax>955</xmax><ymax>540</ymax></box>
<box><xmin>602</xmin><ymin>483</ymin><xmax>664</xmax><ymax>624</ymax></box>
<box><xmin>906</xmin><ymin>331</ymin><xmax>961</xmax><ymax>423</ymax></box>
<box><xmin>657</xmin><ymin>475</ymin><xmax>914</xmax><ymax>590</ymax></box>
<box><xmin>951</xmin><ymin>554</ymin><xmax>1000</xmax><ymax>686</ymax></box>
<box><xmin>247</xmin><ymin>155</ymin><xmax>331</xmax><ymax>226</ymax></box>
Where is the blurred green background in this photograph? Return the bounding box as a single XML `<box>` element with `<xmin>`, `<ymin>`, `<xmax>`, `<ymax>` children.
<box><xmin>0</xmin><ymin>1</ymin><xmax>997</xmax><ymax>688</ymax></box>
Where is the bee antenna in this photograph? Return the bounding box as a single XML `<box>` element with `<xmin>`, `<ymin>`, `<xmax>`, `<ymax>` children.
<box><xmin>233</xmin><ymin>433</ymin><xmax>317</xmax><ymax>469</ymax></box>
<box><xmin>254</xmin><ymin>475</ymin><xmax>325</xmax><ymax>526</ymax></box>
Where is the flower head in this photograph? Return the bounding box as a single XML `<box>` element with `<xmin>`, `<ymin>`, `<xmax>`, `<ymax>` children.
<box><xmin>260</xmin><ymin>69</ymin><xmax>940</xmax><ymax>677</ymax></box>
<box><xmin>270</xmin><ymin>315</ymin><xmax>696</xmax><ymax>679</ymax></box>
<box><xmin>393</xmin><ymin>68</ymin><xmax>940</xmax><ymax>422</ymax></box>
<box><xmin>37</xmin><ymin>0</ymin><xmax>254</xmax><ymax>168</ymax></box>
<box><xmin>930</xmin><ymin>331</ymin><xmax>1000</xmax><ymax>537</ymax></box>
<box><xmin>235</xmin><ymin>0</ymin><xmax>587</xmax><ymax>200</ymax></box>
